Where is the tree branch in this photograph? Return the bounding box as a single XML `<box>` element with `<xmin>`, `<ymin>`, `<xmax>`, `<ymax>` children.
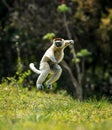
<box><xmin>2</xmin><ymin>0</ymin><xmax>12</xmax><ymax>11</ymax></box>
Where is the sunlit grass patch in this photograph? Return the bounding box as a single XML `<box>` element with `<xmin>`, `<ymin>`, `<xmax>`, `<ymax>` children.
<box><xmin>0</xmin><ymin>83</ymin><xmax>112</xmax><ymax>130</ymax></box>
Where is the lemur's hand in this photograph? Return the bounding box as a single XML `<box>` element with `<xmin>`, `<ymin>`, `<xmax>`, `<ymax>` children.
<box><xmin>51</xmin><ymin>57</ymin><xmax>58</xmax><ymax>64</ymax></box>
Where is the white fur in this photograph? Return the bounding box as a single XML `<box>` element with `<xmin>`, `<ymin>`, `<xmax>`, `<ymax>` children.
<box><xmin>29</xmin><ymin>38</ymin><xmax>74</xmax><ymax>89</ymax></box>
<box><xmin>29</xmin><ymin>63</ymin><xmax>41</xmax><ymax>74</ymax></box>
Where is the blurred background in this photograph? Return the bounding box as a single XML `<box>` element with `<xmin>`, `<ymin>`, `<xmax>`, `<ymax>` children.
<box><xmin>0</xmin><ymin>0</ymin><xmax>112</xmax><ymax>99</ymax></box>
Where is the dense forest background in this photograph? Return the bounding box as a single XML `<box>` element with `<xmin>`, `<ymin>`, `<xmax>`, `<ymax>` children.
<box><xmin>0</xmin><ymin>0</ymin><xmax>112</xmax><ymax>99</ymax></box>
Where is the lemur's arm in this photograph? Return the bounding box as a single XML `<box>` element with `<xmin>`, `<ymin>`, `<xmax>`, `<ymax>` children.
<box><xmin>44</xmin><ymin>49</ymin><xmax>58</xmax><ymax>63</ymax></box>
<box><xmin>49</xmin><ymin>54</ymin><xmax>57</xmax><ymax>63</ymax></box>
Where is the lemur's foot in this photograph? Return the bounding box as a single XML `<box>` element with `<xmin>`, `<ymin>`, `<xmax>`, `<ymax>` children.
<box><xmin>36</xmin><ymin>84</ymin><xmax>44</xmax><ymax>90</ymax></box>
<box><xmin>46</xmin><ymin>83</ymin><xmax>52</xmax><ymax>90</ymax></box>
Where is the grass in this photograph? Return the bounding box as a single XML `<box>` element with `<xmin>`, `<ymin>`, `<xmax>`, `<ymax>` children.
<box><xmin>0</xmin><ymin>82</ymin><xmax>112</xmax><ymax>130</ymax></box>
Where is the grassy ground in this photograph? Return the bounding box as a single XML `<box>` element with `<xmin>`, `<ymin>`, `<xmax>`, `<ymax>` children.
<box><xmin>0</xmin><ymin>82</ymin><xmax>112</xmax><ymax>130</ymax></box>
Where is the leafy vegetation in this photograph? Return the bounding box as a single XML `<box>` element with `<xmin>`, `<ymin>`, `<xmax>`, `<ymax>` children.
<box><xmin>0</xmin><ymin>0</ymin><xmax>112</xmax><ymax>129</ymax></box>
<box><xmin>0</xmin><ymin>82</ymin><xmax>112</xmax><ymax>130</ymax></box>
<box><xmin>57</xmin><ymin>3</ymin><xmax>69</xmax><ymax>13</ymax></box>
<box><xmin>0</xmin><ymin>0</ymin><xmax>112</xmax><ymax>99</ymax></box>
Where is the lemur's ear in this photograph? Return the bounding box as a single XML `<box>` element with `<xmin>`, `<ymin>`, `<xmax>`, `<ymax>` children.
<box><xmin>53</xmin><ymin>38</ymin><xmax>63</xmax><ymax>41</ymax></box>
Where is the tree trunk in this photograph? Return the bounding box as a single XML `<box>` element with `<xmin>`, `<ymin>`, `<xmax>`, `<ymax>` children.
<box><xmin>63</xmin><ymin>13</ymin><xmax>83</xmax><ymax>101</ymax></box>
<box><xmin>62</xmin><ymin>60</ymin><xmax>83</xmax><ymax>101</ymax></box>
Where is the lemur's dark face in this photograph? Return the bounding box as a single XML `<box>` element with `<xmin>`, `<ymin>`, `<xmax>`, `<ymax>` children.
<box><xmin>55</xmin><ymin>41</ymin><xmax>62</xmax><ymax>47</ymax></box>
<box><xmin>53</xmin><ymin>38</ymin><xmax>74</xmax><ymax>48</ymax></box>
<box><xmin>53</xmin><ymin>38</ymin><xmax>64</xmax><ymax>48</ymax></box>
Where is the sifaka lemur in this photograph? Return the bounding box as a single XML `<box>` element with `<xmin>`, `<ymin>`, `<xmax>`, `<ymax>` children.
<box><xmin>29</xmin><ymin>38</ymin><xmax>74</xmax><ymax>90</ymax></box>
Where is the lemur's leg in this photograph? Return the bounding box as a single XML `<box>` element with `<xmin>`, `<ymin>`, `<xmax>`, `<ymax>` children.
<box><xmin>36</xmin><ymin>62</ymin><xmax>50</xmax><ymax>89</ymax></box>
<box><xmin>46</xmin><ymin>64</ymin><xmax>62</xmax><ymax>89</ymax></box>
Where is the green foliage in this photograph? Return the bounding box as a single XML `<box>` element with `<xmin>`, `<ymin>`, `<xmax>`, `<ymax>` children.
<box><xmin>16</xmin><ymin>70</ymin><xmax>31</xmax><ymax>86</ymax></box>
<box><xmin>72</xmin><ymin>49</ymin><xmax>91</xmax><ymax>63</ymax></box>
<box><xmin>0</xmin><ymin>0</ymin><xmax>112</xmax><ymax>98</ymax></box>
<box><xmin>0</xmin><ymin>83</ymin><xmax>112</xmax><ymax>130</ymax></box>
<box><xmin>16</xmin><ymin>39</ymin><xmax>23</xmax><ymax>74</ymax></box>
<box><xmin>57</xmin><ymin>4</ymin><xmax>69</xmax><ymax>13</ymax></box>
<box><xmin>77</xmin><ymin>49</ymin><xmax>91</xmax><ymax>57</ymax></box>
<box><xmin>43</xmin><ymin>33</ymin><xmax>55</xmax><ymax>40</ymax></box>
<box><xmin>7</xmin><ymin>70</ymin><xmax>31</xmax><ymax>87</ymax></box>
<box><xmin>72</xmin><ymin>58</ymin><xmax>80</xmax><ymax>63</ymax></box>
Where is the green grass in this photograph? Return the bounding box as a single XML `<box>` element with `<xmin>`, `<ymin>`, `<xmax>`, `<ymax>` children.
<box><xmin>0</xmin><ymin>82</ymin><xmax>112</xmax><ymax>130</ymax></box>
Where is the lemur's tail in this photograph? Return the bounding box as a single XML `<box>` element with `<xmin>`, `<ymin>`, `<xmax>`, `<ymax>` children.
<box><xmin>29</xmin><ymin>63</ymin><xmax>41</xmax><ymax>74</ymax></box>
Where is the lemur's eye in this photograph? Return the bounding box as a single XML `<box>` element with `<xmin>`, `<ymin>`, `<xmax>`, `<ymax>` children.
<box><xmin>55</xmin><ymin>41</ymin><xmax>62</xmax><ymax>47</ymax></box>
